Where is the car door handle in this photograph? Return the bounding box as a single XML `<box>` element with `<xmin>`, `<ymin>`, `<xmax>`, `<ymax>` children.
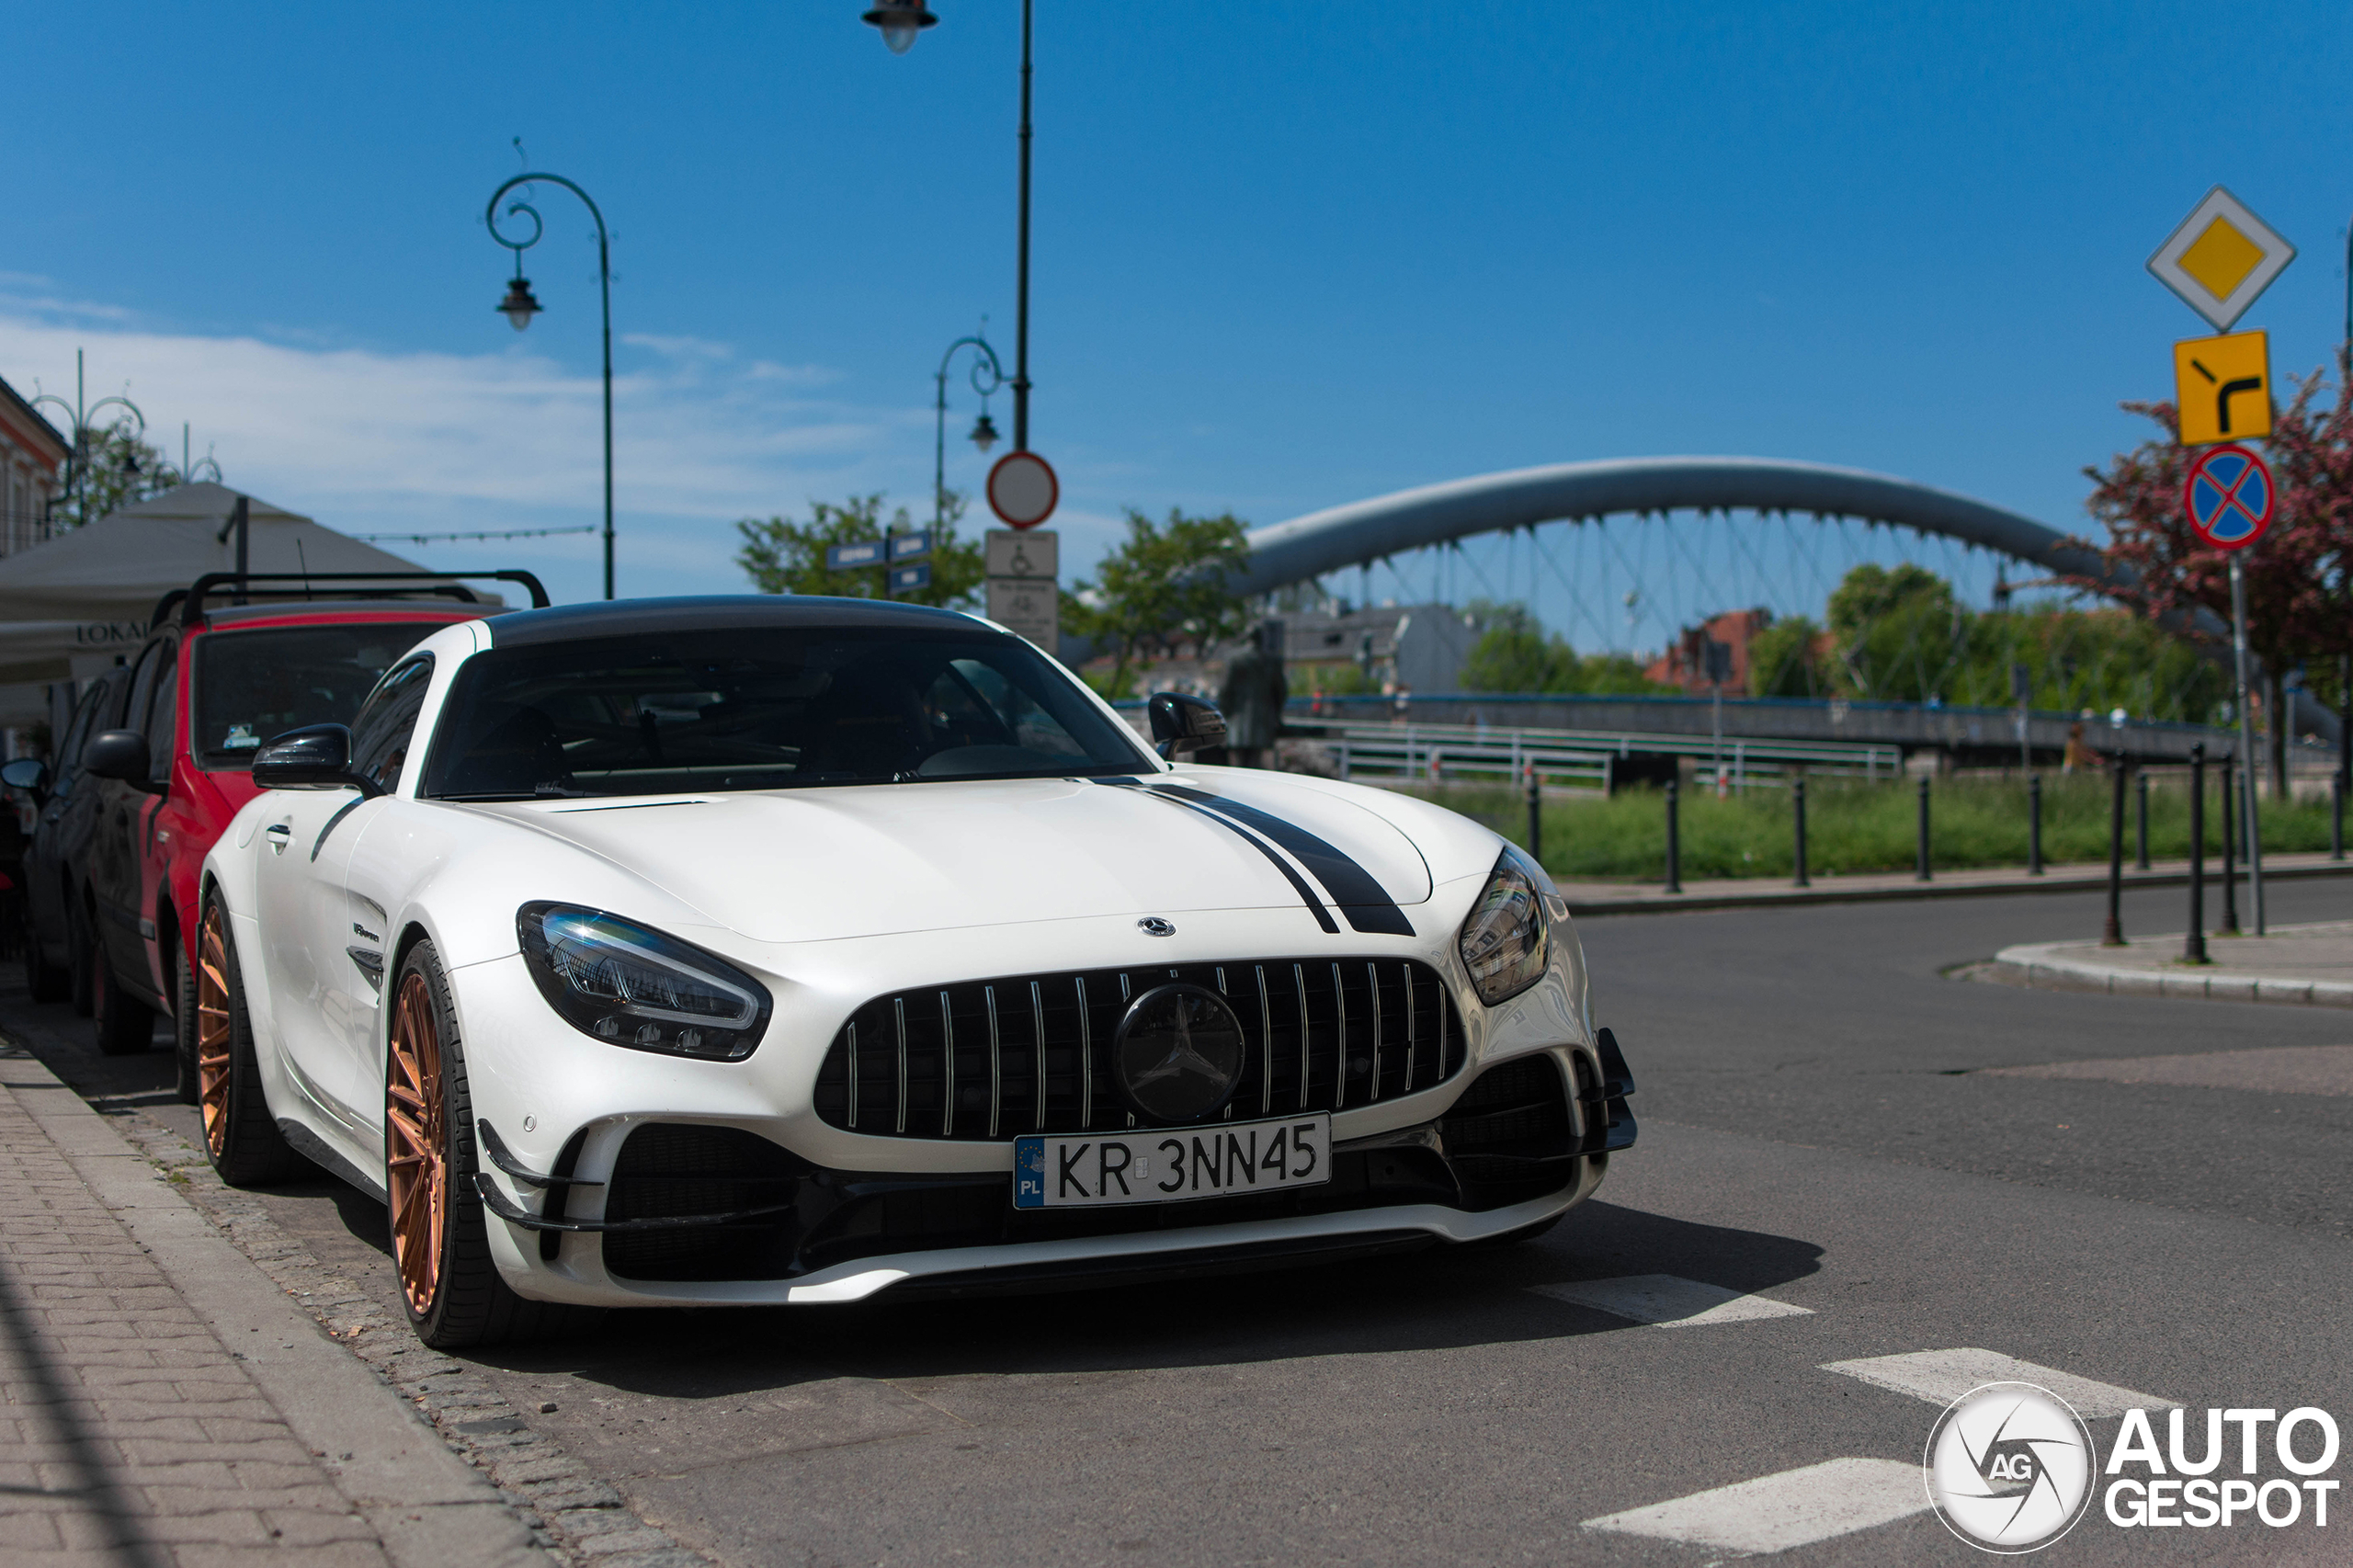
<box><xmin>264</xmin><ymin>823</ymin><xmax>292</xmax><ymax>856</ymax></box>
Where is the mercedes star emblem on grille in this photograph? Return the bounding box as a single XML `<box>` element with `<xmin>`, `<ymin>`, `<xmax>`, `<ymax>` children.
<box><xmin>1112</xmin><ymin>983</ymin><xmax>1245</xmax><ymax>1122</ymax></box>
<box><xmin>1136</xmin><ymin>917</ymin><xmax>1176</xmax><ymax>937</ymax></box>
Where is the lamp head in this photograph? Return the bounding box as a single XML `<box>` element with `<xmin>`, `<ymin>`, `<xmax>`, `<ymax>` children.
<box><xmin>968</xmin><ymin>411</ymin><xmax>1000</xmax><ymax>454</ymax></box>
<box><xmin>861</xmin><ymin>0</ymin><xmax>938</xmax><ymax>53</ymax></box>
<box><xmin>499</xmin><ymin>276</ymin><xmax>543</xmax><ymax>332</ymax></box>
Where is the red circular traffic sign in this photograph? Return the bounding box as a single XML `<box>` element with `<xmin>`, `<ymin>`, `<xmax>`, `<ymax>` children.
<box><xmin>2183</xmin><ymin>443</ymin><xmax>2273</xmax><ymax>551</ymax></box>
<box><xmin>986</xmin><ymin>450</ymin><xmax>1059</xmax><ymax>530</ymax></box>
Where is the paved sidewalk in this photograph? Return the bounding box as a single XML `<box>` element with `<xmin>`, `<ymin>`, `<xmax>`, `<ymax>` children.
<box><xmin>0</xmin><ymin>1042</ymin><xmax>546</xmax><ymax>1568</ymax></box>
<box><xmin>1988</xmin><ymin>919</ymin><xmax>2353</xmax><ymax>1008</ymax></box>
<box><xmin>1558</xmin><ymin>847</ymin><xmax>2353</xmax><ymax>915</ymax></box>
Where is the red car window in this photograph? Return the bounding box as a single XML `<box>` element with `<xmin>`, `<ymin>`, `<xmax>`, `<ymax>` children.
<box><xmin>191</xmin><ymin>622</ymin><xmax>450</xmax><ymax>769</ymax></box>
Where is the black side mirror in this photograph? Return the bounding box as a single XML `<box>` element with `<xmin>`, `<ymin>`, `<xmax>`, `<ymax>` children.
<box><xmin>84</xmin><ymin>730</ymin><xmax>155</xmax><ymax>789</ymax></box>
<box><xmin>0</xmin><ymin>757</ymin><xmax>49</xmax><ymax>799</ymax></box>
<box><xmin>252</xmin><ymin>724</ymin><xmax>383</xmax><ymax>799</ymax></box>
<box><xmin>1148</xmin><ymin>692</ymin><xmax>1228</xmax><ymax>759</ymax></box>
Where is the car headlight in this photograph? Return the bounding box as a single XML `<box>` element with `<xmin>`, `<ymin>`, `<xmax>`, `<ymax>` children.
<box><xmin>1456</xmin><ymin>846</ymin><xmax>1552</xmax><ymax>1006</ymax></box>
<box><xmin>516</xmin><ymin>903</ymin><xmax>772</xmax><ymax>1061</ymax></box>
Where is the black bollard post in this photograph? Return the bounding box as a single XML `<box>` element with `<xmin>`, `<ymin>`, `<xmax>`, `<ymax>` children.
<box><xmin>2135</xmin><ymin>768</ymin><xmax>2150</xmax><ymax>871</ymax></box>
<box><xmin>2186</xmin><ymin>744</ymin><xmax>2208</xmax><ymax>965</ymax></box>
<box><xmin>2219</xmin><ymin>756</ymin><xmax>2239</xmax><ymax>936</ymax></box>
<box><xmin>1915</xmin><ymin>774</ymin><xmax>1932</xmax><ymax>882</ymax></box>
<box><xmin>2334</xmin><ymin>768</ymin><xmax>2346</xmax><ymax>862</ymax></box>
<box><xmin>1524</xmin><ymin>763</ymin><xmax>1541</xmax><ymax>863</ymax></box>
<box><xmin>2028</xmin><ymin>774</ymin><xmax>2043</xmax><ymax>876</ymax></box>
<box><xmin>1664</xmin><ymin>778</ymin><xmax>1682</xmax><ymax>895</ymax></box>
<box><xmin>2103</xmin><ymin>758</ymin><xmax>2127</xmax><ymax>946</ymax></box>
<box><xmin>1791</xmin><ymin>775</ymin><xmax>1810</xmax><ymax>889</ymax></box>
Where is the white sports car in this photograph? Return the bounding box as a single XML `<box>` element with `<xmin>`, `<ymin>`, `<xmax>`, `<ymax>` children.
<box><xmin>198</xmin><ymin>597</ymin><xmax>1636</xmax><ymax>1346</ymax></box>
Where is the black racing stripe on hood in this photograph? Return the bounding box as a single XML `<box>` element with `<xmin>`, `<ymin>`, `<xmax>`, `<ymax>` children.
<box><xmin>1097</xmin><ymin>778</ymin><xmax>1339</xmax><ymax>934</ymax></box>
<box><xmin>1147</xmin><ymin>783</ymin><xmax>1416</xmax><ymax>937</ymax></box>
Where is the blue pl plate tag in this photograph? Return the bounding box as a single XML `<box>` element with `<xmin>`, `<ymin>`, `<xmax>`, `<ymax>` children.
<box><xmin>1012</xmin><ymin>1137</ymin><xmax>1047</xmax><ymax>1209</ymax></box>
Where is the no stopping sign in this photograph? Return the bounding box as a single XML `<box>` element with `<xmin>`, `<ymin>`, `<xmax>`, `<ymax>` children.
<box><xmin>987</xmin><ymin>450</ymin><xmax>1059</xmax><ymax>529</ymax></box>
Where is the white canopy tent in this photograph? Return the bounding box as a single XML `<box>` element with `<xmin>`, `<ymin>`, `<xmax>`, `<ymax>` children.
<box><xmin>0</xmin><ymin>483</ymin><xmax>434</xmax><ymax>728</ymax></box>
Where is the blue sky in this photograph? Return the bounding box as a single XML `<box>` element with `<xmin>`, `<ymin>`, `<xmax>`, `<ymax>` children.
<box><xmin>9</xmin><ymin>2</ymin><xmax>2353</xmax><ymax>644</ymax></box>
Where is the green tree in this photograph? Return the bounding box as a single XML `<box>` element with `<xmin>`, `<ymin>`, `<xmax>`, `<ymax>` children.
<box><xmin>1063</xmin><ymin>508</ymin><xmax>1253</xmax><ymax>697</ymax></box>
<box><xmin>57</xmin><ymin>422</ymin><xmax>185</xmax><ymax>530</ymax></box>
<box><xmin>1461</xmin><ymin>602</ymin><xmax>1577</xmax><ymax>691</ymax></box>
<box><xmin>1825</xmin><ymin>563</ymin><xmax>1968</xmax><ymax>700</ymax></box>
<box><xmin>1459</xmin><ymin>600</ymin><xmax>1674</xmax><ymax>695</ymax></box>
<box><xmin>1747</xmin><ymin>615</ymin><xmax>1825</xmax><ymax>698</ymax></box>
<box><xmin>733</xmin><ymin>492</ymin><xmax>983</xmax><ymax>608</ymax></box>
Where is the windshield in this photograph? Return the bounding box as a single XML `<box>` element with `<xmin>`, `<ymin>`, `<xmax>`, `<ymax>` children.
<box><xmin>193</xmin><ymin>623</ymin><xmax>451</xmax><ymax>769</ymax></box>
<box><xmin>421</xmin><ymin>625</ymin><xmax>1154</xmax><ymax>800</ymax></box>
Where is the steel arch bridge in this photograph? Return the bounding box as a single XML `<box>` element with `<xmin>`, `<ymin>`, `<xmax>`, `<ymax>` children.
<box><xmin>1231</xmin><ymin>456</ymin><xmax>2336</xmax><ymax>741</ymax></box>
<box><xmin>1236</xmin><ymin>457</ymin><xmax>2110</xmax><ymax>598</ymax></box>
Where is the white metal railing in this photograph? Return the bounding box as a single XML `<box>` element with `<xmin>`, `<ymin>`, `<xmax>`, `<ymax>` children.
<box><xmin>1284</xmin><ymin>716</ymin><xmax>1901</xmax><ymax>792</ymax></box>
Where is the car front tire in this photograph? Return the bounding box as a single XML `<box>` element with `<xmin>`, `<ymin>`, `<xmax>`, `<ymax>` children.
<box><xmin>197</xmin><ymin>899</ymin><xmax>305</xmax><ymax>1186</ymax></box>
<box><xmin>386</xmin><ymin>939</ymin><xmax>569</xmax><ymax>1349</ymax></box>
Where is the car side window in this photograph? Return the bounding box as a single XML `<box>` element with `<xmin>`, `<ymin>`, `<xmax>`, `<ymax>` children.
<box><xmin>120</xmin><ymin>642</ymin><xmax>165</xmax><ymax>752</ymax></box>
<box><xmin>350</xmin><ymin>655</ymin><xmax>435</xmax><ymax>794</ymax></box>
<box><xmin>53</xmin><ymin>678</ymin><xmax>110</xmax><ymax>796</ymax></box>
<box><xmin>142</xmin><ymin>644</ymin><xmax>179</xmax><ymax>785</ymax></box>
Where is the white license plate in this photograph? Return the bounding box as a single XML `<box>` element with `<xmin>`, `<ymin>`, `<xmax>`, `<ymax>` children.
<box><xmin>1012</xmin><ymin>1114</ymin><xmax>1332</xmax><ymax>1210</ymax></box>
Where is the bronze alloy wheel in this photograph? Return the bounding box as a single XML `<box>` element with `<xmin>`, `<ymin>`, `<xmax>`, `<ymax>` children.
<box><xmin>385</xmin><ymin>969</ymin><xmax>449</xmax><ymax>1318</ymax></box>
<box><xmin>196</xmin><ymin>906</ymin><xmax>236</xmax><ymax>1157</ymax></box>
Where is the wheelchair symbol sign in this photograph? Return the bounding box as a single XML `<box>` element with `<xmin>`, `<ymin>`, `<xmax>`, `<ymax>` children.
<box><xmin>2183</xmin><ymin>443</ymin><xmax>2273</xmax><ymax>551</ymax></box>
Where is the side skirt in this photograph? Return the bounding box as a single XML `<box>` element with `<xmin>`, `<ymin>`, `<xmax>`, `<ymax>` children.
<box><xmin>277</xmin><ymin>1117</ymin><xmax>389</xmax><ymax>1201</ymax></box>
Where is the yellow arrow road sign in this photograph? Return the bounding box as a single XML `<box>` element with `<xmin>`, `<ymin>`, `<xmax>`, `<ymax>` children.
<box><xmin>2173</xmin><ymin>330</ymin><xmax>2271</xmax><ymax>447</ymax></box>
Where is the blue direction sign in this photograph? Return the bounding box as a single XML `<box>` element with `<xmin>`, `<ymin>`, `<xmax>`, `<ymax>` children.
<box><xmin>2183</xmin><ymin>443</ymin><xmax>2273</xmax><ymax>551</ymax></box>
<box><xmin>824</xmin><ymin>540</ymin><xmax>886</xmax><ymax>570</ymax></box>
<box><xmin>889</xmin><ymin>530</ymin><xmax>932</xmax><ymax>562</ymax></box>
<box><xmin>888</xmin><ymin>562</ymin><xmax>932</xmax><ymax>594</ymax></box>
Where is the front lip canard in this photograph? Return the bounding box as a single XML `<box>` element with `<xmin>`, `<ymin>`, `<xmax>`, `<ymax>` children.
<box><xmin>475</xmin><ymin>770</ymin><xmax>1434</xmax><ymax>944</ymax></box>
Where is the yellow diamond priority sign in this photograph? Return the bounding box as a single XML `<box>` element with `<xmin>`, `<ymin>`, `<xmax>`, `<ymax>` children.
<box><xmin>2173</xmin><ymin>330</ymin><xmax>2272</xmax><ymax>447</ymax></box>
<box><xmin>2147</xmin><ymin>187</ymin><xmax>2295</xmax><ymax>333</ymax></box>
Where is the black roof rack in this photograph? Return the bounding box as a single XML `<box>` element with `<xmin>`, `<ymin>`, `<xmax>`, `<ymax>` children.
<box><xmin>154</xmin><ymin>571</ymin><xmax>551</xmax><ymax>631</ymax></box>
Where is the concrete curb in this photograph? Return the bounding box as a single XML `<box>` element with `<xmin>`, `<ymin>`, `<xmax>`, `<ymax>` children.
<box><xmin>1564</xmin><ymin>857</ymin><xmax>2353</xmax><ymax>916</ymax></box>
<box><xmin>1987</xmin><ymin>939</ymin><xmax>2353</xmax><ymax>1008</ymax></box>
<box><xmin>0</xmin><ymin>1047</ymin><xmax>550</xmax><ymax>1568</ymax></box>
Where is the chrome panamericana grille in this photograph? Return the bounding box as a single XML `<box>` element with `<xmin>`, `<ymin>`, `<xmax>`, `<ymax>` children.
<box><xmin>812</xmin><ymin>959</ymin><xmax>1465</xmax><ymax>1142</ymax></box>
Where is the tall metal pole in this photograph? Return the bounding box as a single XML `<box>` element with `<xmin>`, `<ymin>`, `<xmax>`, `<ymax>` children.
<box><xmin>1012</xmin><ymin>0</ymin><xmax>1034</xmax><ymax>452</ymax></box>
<box><xmin>487</xmin><ymin>172</ymin><xmax>615</xmax><ymax>598</ymax></box>
<box><xmin>2103</xmin><ymin>756</ymin><xmax>2127</xmax><ymax>946</ymax></box>
<box><xmin>2229</xmin><ymin>555</ymin><xmax>2264</xmax><ymax>932</ymax></box>
<box><xmin>2185</xmin><ymin>744</ymin><xmax>2207</xmax><ymax>964</ymax></box>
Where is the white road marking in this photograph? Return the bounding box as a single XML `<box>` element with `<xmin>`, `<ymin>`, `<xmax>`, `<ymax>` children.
<box><xmin>1528</xmin><ymin>1274</ymin><xmax>1814</xmax><ymax>1327</ymax></box>
<box><xmin>1819</xmin><ymin>1348</ymin><xmax>2178</xmax><ymax>1415</ymax></box>
<box><xmin>1582</xmin><ymin>1457</ymin><xmax>1928</xmax><ymax>1553</ymax></box>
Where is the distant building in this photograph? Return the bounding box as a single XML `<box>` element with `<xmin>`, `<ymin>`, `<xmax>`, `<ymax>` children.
<box><xmin>1644</xmin><ymin>607</ymin><xmax>1774</xmax><ymax>694</ymax></box>
<box><xmin>1270</xmin><ymin>602</ymin><xmax>1480</xmax><ymax>695</ymax></box>
<box><xmin>1101</xmin><ymin>601</ymin><xmax>1480</xmax><ymax>702</ymax></box>
<box><xmin>0</xmin><ymin>373</ymin><xmax>69</xmax><ymax>557</ymax></box>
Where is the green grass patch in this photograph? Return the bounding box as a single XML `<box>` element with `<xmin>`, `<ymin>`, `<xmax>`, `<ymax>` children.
<box><xmin>1403</xmin><ymin>775</ymin><xmax>2336</xmax><ymax>882</ymax></box>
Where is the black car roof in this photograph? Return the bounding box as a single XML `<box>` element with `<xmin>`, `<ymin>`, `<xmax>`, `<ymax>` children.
<box><xmin>479</xmin><ymin>595</ymin><xmax>995</xmax><ymax>648</ymax></box>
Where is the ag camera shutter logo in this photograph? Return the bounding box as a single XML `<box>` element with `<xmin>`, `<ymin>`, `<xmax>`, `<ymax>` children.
<box><xmin>1925</xmin><ymin>1382</ymin><xmax>2096</xmax><ymax>1553</ymax></box>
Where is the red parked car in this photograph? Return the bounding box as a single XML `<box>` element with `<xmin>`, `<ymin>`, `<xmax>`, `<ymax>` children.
<box><xmin>53</xmin><ymin>570</ymin><xmax>544</xmax><ymax>1095</ymax></box>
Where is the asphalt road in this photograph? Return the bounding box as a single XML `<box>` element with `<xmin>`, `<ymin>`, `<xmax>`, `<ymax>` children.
<box><xmin>21</xmin><ymin>877</ymin><xmax>2353</xmax><ymax>1566</ymax></box>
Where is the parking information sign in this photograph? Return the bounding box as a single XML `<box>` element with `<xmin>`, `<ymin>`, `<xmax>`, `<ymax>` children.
<box><xmin>2183</xmin><ymin>443</ymin><xmax>2273</xmax><ymax>551</ymax></box>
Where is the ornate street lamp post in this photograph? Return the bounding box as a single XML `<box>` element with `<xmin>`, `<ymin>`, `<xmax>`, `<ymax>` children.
<box><xmin>935</xmin><ymin>333</ymin><xmax>1004</xmax><ymax>536</ymax></box>
<box><xmin>30</xmin><ymin>349</ymin><xmax>146</xmax><ymax>535</ymax></box>
<box><xmin>864</xmin><ymin>1</ymin><xmax>1037</xmax><ymax>455</ymax></box>
<box><xmin>486</xmin><ymin>171</ymin><xmax>616</xmax><ymax>599</ymax></box>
